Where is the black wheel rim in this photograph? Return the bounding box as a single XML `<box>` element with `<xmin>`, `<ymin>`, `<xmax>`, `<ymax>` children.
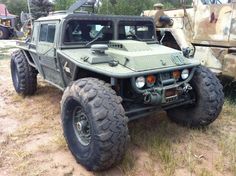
<box><xmin>72</xmin><ymin>106</ymin><xmax>91</xmax><ymax>146</ymax></box>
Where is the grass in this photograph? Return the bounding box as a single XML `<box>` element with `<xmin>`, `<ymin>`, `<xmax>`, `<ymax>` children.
<box><xmin>217</xmin><ymin>129</ymin><xmax>236</xmax><ymax>174</ymax></box>
<box><xmin>129</xmin><ymin>118</ymin><xmax>177</xmax><ymax>175</ymax></box>
<box><xmin>124</xmin><ymin>97</ymin><xmax>236</xmax><ymax>176</ymax></box>
<box><xmin>51</xmin><ymin>133</ymin><xmax>67</xmax><ymax>150</ymax></box>
<box><xmin>0</xmin><ymin>47</ymin><xmax>16</xmax><ymax>60</ymax></box>
<box><xmin>119</xmin><ymin>148</ymin><xmax>136</xmax><ymax>174</ymax></box>
<box><xmin>23</xmin><ymin>96</ymin><xmax>233</xmax><ymax>176</ymax></box>
<box><xmin>1</xmin><ymin>95</ymin><xmax>236</xmax><ymax>176</ymax></box>
<box><xmin>197</xmin><ymin>168</ymin><xmax>213</xmax><ymax>176</ymax></box>
<box><xmin>36</xmin><ymin>133</ymin><xmax>67</xmax><ymax>153</ymax></box>
<box><xmin>0</xmin><ymin>54</ymin><xmax>9</xmax><ymax>60</ymax></box>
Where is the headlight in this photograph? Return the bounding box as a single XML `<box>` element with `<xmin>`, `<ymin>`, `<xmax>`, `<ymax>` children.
<box><xmin>181</xmin><ymin>69</ymin><xmax>189</xmax><ymax>80</ymax></box>
<box><xmin>135</xmin><ymin>77</ymin><xmax>145</xmax><ymax>88</ymax></box>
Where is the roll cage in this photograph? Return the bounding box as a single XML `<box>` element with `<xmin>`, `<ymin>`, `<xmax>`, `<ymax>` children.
<box><xmin>60</xmin><ymin>14</ymin><xmax>157</xmax><ymax>48</ymax></box>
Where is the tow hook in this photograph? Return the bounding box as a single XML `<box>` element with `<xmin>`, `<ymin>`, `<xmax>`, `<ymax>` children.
<box><xmin>183</xmin><ymin>83</ymin><xmax>192</xmax><ymax>93</ymax></box>
<box><xmin>144</xmin><ymin>92</ymin><xmax>162</xmax><ymax>105</ymax></box>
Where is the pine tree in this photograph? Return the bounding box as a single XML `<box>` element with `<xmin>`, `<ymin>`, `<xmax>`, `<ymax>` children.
<box><xmin>30</xmin><ymin>0</ymin><xmax>53</xmax><ymax>19</ymax></box>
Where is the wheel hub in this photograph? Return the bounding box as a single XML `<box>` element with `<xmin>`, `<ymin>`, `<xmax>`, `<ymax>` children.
<box><xmin>76</xmin><ymin>120</ymin><xmax>87</xmax><ymax>132</ymax></box>
<box><xmin>73</xmin><ymin>107</ymin><xmax>91</xmax><ymax>146</ymax></box>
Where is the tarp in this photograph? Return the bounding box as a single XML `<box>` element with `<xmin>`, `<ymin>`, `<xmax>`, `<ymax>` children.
<box><xmin>0</xmin><ymin>4</ymin><xmax>16</xmax><ymax>17</ymax></box>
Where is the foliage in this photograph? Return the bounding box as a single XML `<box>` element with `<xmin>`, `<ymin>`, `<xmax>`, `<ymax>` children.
<box><xmin>0</xmin><ymin>0</ymin><xmax>193</xmax><ymax>18</ymax></box>
<box><xmin>52</xmin><ymin>0</ymin><xmax>187</xmax><ymax>15</ymax></box>
<box><xmin>30</xmin><ymin>0</ymin><xmax>53</xmax><ymax>19</ymax></box>
<box><xmin>53</xmin><ymin>0</ymin><xmax>76</xmax><ymax>11</ymax></box>
<box><xmin>98</xmin><ymin>0</ymin><xmax>155</xmax><ymax>15</ymax></box>
<box><xmin>98</xmin><ymin>0</ymin><xmax>188</xmax><ymax>15</ymax></box>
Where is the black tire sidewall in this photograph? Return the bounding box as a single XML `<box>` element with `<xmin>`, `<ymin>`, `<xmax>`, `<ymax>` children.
<box><xmin>11</xmin><ymin>55</ymin><xmax>21</xmax><ymax>93</ymax></box>
<box><xmin>61</xmin><ymin>78</ymin><xmax>129</xmax><ymax>171</ymax></box>
<box><xmin>10</xmin><ymin>50</ymin><xmax>37</xmax><ymax>95</ymax></box>
<box><xmin>167</xmin><ymin>66</ymin><xmax>224</xmax><ymax>127</ymax></box>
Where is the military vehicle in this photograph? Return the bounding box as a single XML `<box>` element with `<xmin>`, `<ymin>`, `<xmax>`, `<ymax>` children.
<box><xmin>0</xmin><ymin>4</ymin><xmax>23</xmax><ymax>39</ymax></box>
<box><xmin>10</xmin><ymin>0</ymin><xmax>224</xmax><ymax>171</ymax></box>
<box><xmin>0</xmin><ymin>4</ymin><xmax>17</xmax><ymax>39</ymax></box>
<box><xmin>144</xmin><ymin>0</ymin><xmax>236</xmax><ymax>84</ymax></box>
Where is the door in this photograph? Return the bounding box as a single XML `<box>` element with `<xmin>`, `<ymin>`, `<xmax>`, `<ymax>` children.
<box><xmin>37</xmin><ymin>21</ymin><xmax>64</xmax><ymax>88</ymax></box>
<box><xmin>193</xmin><ymin>0</ymin><xmax>233</xmax><ymax>46</ymax></box>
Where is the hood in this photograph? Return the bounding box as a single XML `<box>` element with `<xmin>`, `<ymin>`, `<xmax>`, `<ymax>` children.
<box><xmin>106</xmin><ymin>40</ymin><xmax>194</xmax><ymax>71</ymax></box>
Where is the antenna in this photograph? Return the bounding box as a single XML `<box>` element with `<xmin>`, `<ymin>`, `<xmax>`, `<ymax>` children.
<box><xmin>67</xmin><ymin>0</ymin><xmax>96</xmax><ymax>13</ymax></box>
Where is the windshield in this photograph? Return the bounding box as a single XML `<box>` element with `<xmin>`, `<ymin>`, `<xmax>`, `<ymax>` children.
<box><xmin>201</xmin><ymin>0</ymin><xmax>231</xmax><ymax>4</ymax></box>
<box><xmin>118</xmin><ymin>21</ymin><xmax>155</xmax><ymax>41</ymax></box>
<box><xmin>64</xmin><ymin>20</ymin><xmax>113</xmax><ymax>44</ymax></box>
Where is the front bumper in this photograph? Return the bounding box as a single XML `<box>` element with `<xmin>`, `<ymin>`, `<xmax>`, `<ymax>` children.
<box><xmin>131</xmin><ymin>67</ymin><xmax>196</xmax><ymax>105</ymax></box>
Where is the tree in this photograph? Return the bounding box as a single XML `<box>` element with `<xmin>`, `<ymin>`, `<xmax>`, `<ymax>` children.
<box><xmin>0</xmin><ymin>0</ymin><xmax>8</xmax><ymax>5</ymax></box>
<box><xmin>53</xmin><ymin>0</ymin><xmax>76</xmax><ymax>10</ymax></box>
<box><xmin>30</xmin><ymin>0</ymin><xmax>53</xmax><ymax>19</ymax></box>
<box><xmin>98</xmin><ymin>0</ymin><xmax>156</xmax><ymax>15</ymax></box>
<box><xmin>98</xmin><ymin>0</ymin><xmax>193</xmax><ymax>15</ymax></box>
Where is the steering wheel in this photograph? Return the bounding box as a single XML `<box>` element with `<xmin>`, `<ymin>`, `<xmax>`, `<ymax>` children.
<box><xmin>126</xmin><ymin>34</ymin><xmax>135</xmax><ymax>40</ymax></box>
<box><xmin>127</xmin><ymin>30</ymin><xmax>142</xmax><ymax>41</ymax></box>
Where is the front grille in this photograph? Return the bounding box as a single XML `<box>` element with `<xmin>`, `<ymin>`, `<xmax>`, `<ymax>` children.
<box><xmin>159</xmin><ymin>72</ymin><xmax>175</xmax><ymax>86</ymax></box>
<box><xmin>161</xmin><ymin>72</ymin><xmax>171</xmax><ymax>80</ymax></box>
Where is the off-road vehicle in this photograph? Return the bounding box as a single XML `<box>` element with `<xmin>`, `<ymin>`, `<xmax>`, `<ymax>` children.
<box><xmin>0</xmin><ymin>3</ymin><xmax>23</xmax><ymax>39</ymax></box>
<box><xmin>10</xmin><ymin>0</ymin><xmax>224</xmax><ymax>171</ymax></box>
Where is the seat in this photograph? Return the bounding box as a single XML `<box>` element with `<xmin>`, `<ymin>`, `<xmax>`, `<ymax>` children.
<box><xmin>118</xmin><ymin>26</ymin><xmax>127</xmax><ymax>40</ymax></box>
<box><xmin>102</xmin><ymin>27</ymin><xmax>113</xmax><ymax>41</ymax></box>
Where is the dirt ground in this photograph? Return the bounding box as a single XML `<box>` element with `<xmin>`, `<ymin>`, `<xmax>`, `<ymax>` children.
<box><xmin>0</xmin><ymin>40</ymin><xmax>236</xmax><ymax>176</ymax></box>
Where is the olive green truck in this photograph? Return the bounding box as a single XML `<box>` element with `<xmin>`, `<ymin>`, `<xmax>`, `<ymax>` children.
<box><xmin>10</xmin><ymin>0</ymin><xmax>224</xmax><ymax>171</ymax></box>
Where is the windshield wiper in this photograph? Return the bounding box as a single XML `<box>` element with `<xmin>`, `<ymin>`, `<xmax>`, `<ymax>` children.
<box><xmin>129</xmin><ymin>30</ymin><xmax>143</xmax><ymax>41</ymax></box>
<box><xmin>85</xmin><ymin>27</ymin><xmax>105</xmax><ymax>47</ymax></box>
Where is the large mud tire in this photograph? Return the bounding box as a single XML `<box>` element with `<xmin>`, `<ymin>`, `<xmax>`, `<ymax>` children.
<box><xmin>61</xmin><ymin>78</ymin><xmax>129</xmax><ymax>171</ymax></box>
<box><xmin>10</xmin><ymin>50</ymin><xmax>37</xmax><ymax>95</ymax></box>
<box><xmin>167</xmin><ymin>66</ymin><xmax>224</xmax><ymax>128</ymax></box>
<box><xmin>0</xmin><ymin>26</ymin><xmax>9</xmax><ymax>39</ymax></box>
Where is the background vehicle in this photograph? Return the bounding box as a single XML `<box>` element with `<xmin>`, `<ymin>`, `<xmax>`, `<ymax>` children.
<box><xmin>144</xmin><ymin>0</ymin><xmax>236</xmax><ymax>84</ymax></box>
<box><xmin>10</xmin><ymin>0</ymin><xmax>224</xmax><ymax>171</ymax></box>
<box><xmin>0</xmin><ymin>3</ymin><xmax>22</xmax><ymax>39</ymax></box>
